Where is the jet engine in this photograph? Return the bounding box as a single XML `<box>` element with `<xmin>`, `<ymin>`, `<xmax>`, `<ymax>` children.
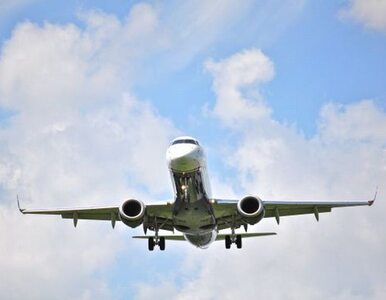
<box><xmin>237</xmin><ymin>196</ymin><xmax>265</xmax><ymax>224</ymax></box>
<box><xmin>119</xmin><ymin>199</ymin><xmax>145</xmax><ymax>228</ymax></box>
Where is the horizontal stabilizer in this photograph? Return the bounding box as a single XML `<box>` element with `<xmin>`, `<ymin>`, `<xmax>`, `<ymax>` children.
<box><xmin>132</xmin><ymin>232</ymin><xmax>276</xmax><ymax>242</ymax></box>
<box><xmin>216</xmin><ymin>232</ymin><xmax>276</xmax><ymax>240</ymax></box>
<box><xmin>132</xmin><ymin>235</ymin><xmax>185</xmax><ymax>241</ymax></box>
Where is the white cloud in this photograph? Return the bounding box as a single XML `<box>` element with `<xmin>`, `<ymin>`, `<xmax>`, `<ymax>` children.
<box><xmin>0</xmin><ymin>2</ymin><xmax>339</xmax><ymax>299</ymax></box>
<box><xmin>340</xmin><ymin>0</ymin><xmax>386</xmax><ymax>32</ymax></box>
<box><xmin>0</xmin><ymin>2</ymin><xmax>304</xmax><ymax>297</ymax></box>
<box><xmin>0</xmin><ymin>4</ymin><xmax>165</xmax><ymax>116</ymax></box>
<box><xmin>205</xmin><ymin>49</ymin><xmax>274</xmax><ymax>127</ymax></box>
<box><xmin>319</xmin><ymin>100</ymin><xmax>386</xmax><ymax>142</ymax></box>
<box><xmin>0</xmin><ymin>4</ymin><xmax>179</xmax><ymax>299</ymax></box>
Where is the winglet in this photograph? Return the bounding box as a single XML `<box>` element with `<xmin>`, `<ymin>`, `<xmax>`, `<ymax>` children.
<box><xmin>17</xmin><ymin>195</ymin><xmax>25</xmax><ymax>213</ymax></box>
<box><xmin>368</xmin><ymin>187</ymin><xmax>378</xmax><ymax>206</ymax></box>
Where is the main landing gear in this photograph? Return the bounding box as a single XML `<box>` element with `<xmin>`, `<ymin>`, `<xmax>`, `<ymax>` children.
<box><xmin>148</xmin><ymin>236</ymin><xmax>165</xmax><ymax>251</ymax></box>
<box><xmin>224</xmin><ymin>234</ymin><xmax>242</xmax><ymax>249</ymax></box>
<box><xmin>224</xmin><ymin>227</ymin><xmax>242</xmax><ymax>249</ymax></box>
<box><xmin>147</xmin><ymin>217</ymin><xmax>166</xmax><ymax>251</ymax></box>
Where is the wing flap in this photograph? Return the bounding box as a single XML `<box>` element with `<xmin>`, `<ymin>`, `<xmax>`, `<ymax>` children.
<box><xmin>61</xmin><ymin>212</ymin><xmax>117</xmax><ymax>221</ymax></box>
<box><xmin>20</xmin><ymin>206</ymin><xmax>119</xmax><ymax>220</ymax></box>
<box><xmin>264</xmin><ymin>207</ymin><xmax>331</xmax><ymax>218</ymax></box>
<box><xmin>19</xmin><ymin>205</ymin><xmax>120</xmax><ymax>227</ymax></box>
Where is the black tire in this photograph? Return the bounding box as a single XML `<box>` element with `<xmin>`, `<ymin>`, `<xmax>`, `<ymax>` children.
<box><xmin>148</xmin><ymin>237</ymin><xmax>155</xmax><ymax>251</ymax></box>
<box><xmin>159</xmin><ymin>237</ymin><xmax>165</xmax><ymax>251</ymax></box>
<box><xmin>236</xmin><ymin>235</ymin><xmax>242</xmax><ymax>249</ymax></box>
<box><xmin>225</xmin><ymin>235</ymin><xmax>231</xmax><ymax>249</ymax></box>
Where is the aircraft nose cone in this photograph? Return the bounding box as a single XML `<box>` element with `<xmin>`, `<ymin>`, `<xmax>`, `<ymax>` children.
<box><xmin>167</xmin><ymin>144</ymin><xmax>201</xmax><ymax>172</ymax></box>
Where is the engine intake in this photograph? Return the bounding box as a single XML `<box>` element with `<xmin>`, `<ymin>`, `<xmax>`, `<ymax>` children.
<box><xmin>119</xmin><ymin>199</ymin><xmax>145</xmax><ymax>228</ymax></box>
<box><xmin>237</xmin><ymin>196</ymin><xmax>265</xmax><ymax>224</ymax></box>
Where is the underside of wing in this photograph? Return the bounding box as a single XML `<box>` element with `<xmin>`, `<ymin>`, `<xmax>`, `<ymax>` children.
<box><xmin>212</xmin><ymin>194</ymin><xmax>375</xmax><ymax>228</ymax></box>
<box><xmin>144</xmin><ymin>202</ymin><xmax>174</xmax><ymax>232</ymax></box>
<box><xmin>19</xmin><ymin>203</ymin><xmax>120</xmax><ymax>227</ymax></box>
<box><xmin>18</xmin><ymin>197</ymin><xmax>175</xmax><ymax>230</ymax></box>
<box><xmin>263</xmin><ymin>199</ymin><xmax>373</xmax><ymax>223</ymax></box>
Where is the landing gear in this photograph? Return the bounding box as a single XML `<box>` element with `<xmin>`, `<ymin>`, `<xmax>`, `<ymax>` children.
<box><xmin>236</xmin><ymin>234</ymin><xmax>242</xmax><ymax>249</ymax></box>
<box><xmin>159</xmin><ymin>237</ymin><xmax>165</xmax><ymax>251</ymax></box>
<box><xmin>225</xmin><ymin>235</ymin><xmax>231</xmax><ymax>249</ymax></box>
<box><xmin>148</xmin><ymin>237</ymin><xmax>155</xmax><ymax>251</ymax></box>
<box><xmin>148</xmin><ymin>224</ymin><xmax>166</xmax><ymax>251</ymax></box>
<box><xmin>224</xmin><ymin>234</ymin><xmax>242</xmax><ymax>249</ymax></box>
<box><xmin>147</xmin><ymin>236</ymin><xmax>165</xmax><ymax>251</ymax></box>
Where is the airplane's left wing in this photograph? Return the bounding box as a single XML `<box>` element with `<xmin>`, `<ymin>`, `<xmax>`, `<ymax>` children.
<box><xmin>262</xmin><ymin>199</ymin><xmax>374</xmax><ymax>221</ymax></box>
<box><xmin>212</xmin><ymin>194</ymin><xmax>375</xmax><ymax>229</ymax></box>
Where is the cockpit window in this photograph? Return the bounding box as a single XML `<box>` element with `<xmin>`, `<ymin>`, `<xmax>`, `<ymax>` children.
<box><xmin>172</xmin><ymin>139</ymin><xmax>199</xmax><ymax>145</ymax></box>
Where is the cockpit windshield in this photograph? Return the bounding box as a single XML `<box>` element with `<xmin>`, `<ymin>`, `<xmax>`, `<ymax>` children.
<box><xmin>172</xmin><ymin>139</ymin><xmax>199</xmax><ymax>146</ymax></box>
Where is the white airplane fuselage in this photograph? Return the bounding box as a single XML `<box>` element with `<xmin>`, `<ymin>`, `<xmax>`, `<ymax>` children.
<box><xmin>166</xmin><ymin>137</ymin><xmax>217</xmax><ymax>248</ymax></box>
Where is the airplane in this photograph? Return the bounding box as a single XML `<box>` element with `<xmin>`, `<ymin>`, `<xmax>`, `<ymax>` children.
<box><xmin>18</xmin><ymin>136</ymin><xmax>376</xmax><ymax>251</ymax></box>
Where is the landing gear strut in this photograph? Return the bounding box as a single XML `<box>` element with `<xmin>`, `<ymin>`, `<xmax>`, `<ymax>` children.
<box><xmin>148</xmin><ymin>224</ymin><xmax>166</xmax><ymax>251</ymax></box>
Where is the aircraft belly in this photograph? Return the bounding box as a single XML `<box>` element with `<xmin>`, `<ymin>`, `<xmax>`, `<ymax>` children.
<box><xmin>173</xmin><ymin>205</ymin><xmax>215</xmax><ymax>234</ymax></box>
<box><xmin>184</xmin><ymin>231</ymin><xmax>217</xmax><ymax>248</ymax></box>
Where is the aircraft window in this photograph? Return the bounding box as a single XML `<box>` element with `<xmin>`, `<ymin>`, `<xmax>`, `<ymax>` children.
<box><xmin>172</xmin><ymin>139</ymin><xmax>199</xmax><ymax>145</ymax></box>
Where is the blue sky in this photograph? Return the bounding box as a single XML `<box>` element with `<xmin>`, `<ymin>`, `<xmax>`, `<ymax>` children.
<box><xmin>1</xmin><ymin>1</ymin><xmax>386</xmax><ymax>299</ymax></box>
<box><xmin>1</xmin><ymin>1</ymin><xmax>385</xmax><ymax>137</ymax></box>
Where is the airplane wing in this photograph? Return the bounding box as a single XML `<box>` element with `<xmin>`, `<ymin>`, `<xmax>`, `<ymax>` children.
<box><xmin>18</xmin><ymin>201</ymin><xmax>120</xmax><ymax>227</ymax></box>
<box><xmin>18</xmin><ymin>197</ymin><xmax>174</xmax><ymax>230</ymax></box>
<box><xmin>212</xmin><ymin>193</ymin><xmax>375</xmax><ymax>229</ymax></box>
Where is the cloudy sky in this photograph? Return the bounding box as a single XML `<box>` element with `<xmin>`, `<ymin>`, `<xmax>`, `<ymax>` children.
<box><xmin>0</xmin><ymin>0</ymin><xmax>386</xmax><ymax>299</ymax></box>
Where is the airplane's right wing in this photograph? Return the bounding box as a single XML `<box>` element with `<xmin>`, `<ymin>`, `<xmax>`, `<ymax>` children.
<box><xmin>18</xmin><ymin>202</ymin><xmax>120</xmax><ymax>227</ymax></box>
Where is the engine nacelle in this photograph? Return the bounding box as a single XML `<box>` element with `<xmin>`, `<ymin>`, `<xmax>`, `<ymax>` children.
<box><xmin>237</xmin><ymin>196</ymin><xmax>265</xmax><ymax>225</ymax></box>
<box><xmin>119</xmin><ymin>199</ymin><xmax>145</xmax><ymax>228</ymax></box>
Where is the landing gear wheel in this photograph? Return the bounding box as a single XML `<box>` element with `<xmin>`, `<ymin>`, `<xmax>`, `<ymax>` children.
<box><xmin>159</xmin><ymin>237</ymin><xmax>165</xmax><ymax>251</ymax></box>
<box><xmin>236</xmin><ymin>234</ymin><xmax>242</xmax><ymax>249</ymax></box>
<box><xmin>225</xmin><ymin>235</ymin><xmax>231</xmax><ymax>249</ymax></box>
<box><xmin>148</xmin><ymin>237</ymin><xmax>155</xmax><ymax>251</ymax></box>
